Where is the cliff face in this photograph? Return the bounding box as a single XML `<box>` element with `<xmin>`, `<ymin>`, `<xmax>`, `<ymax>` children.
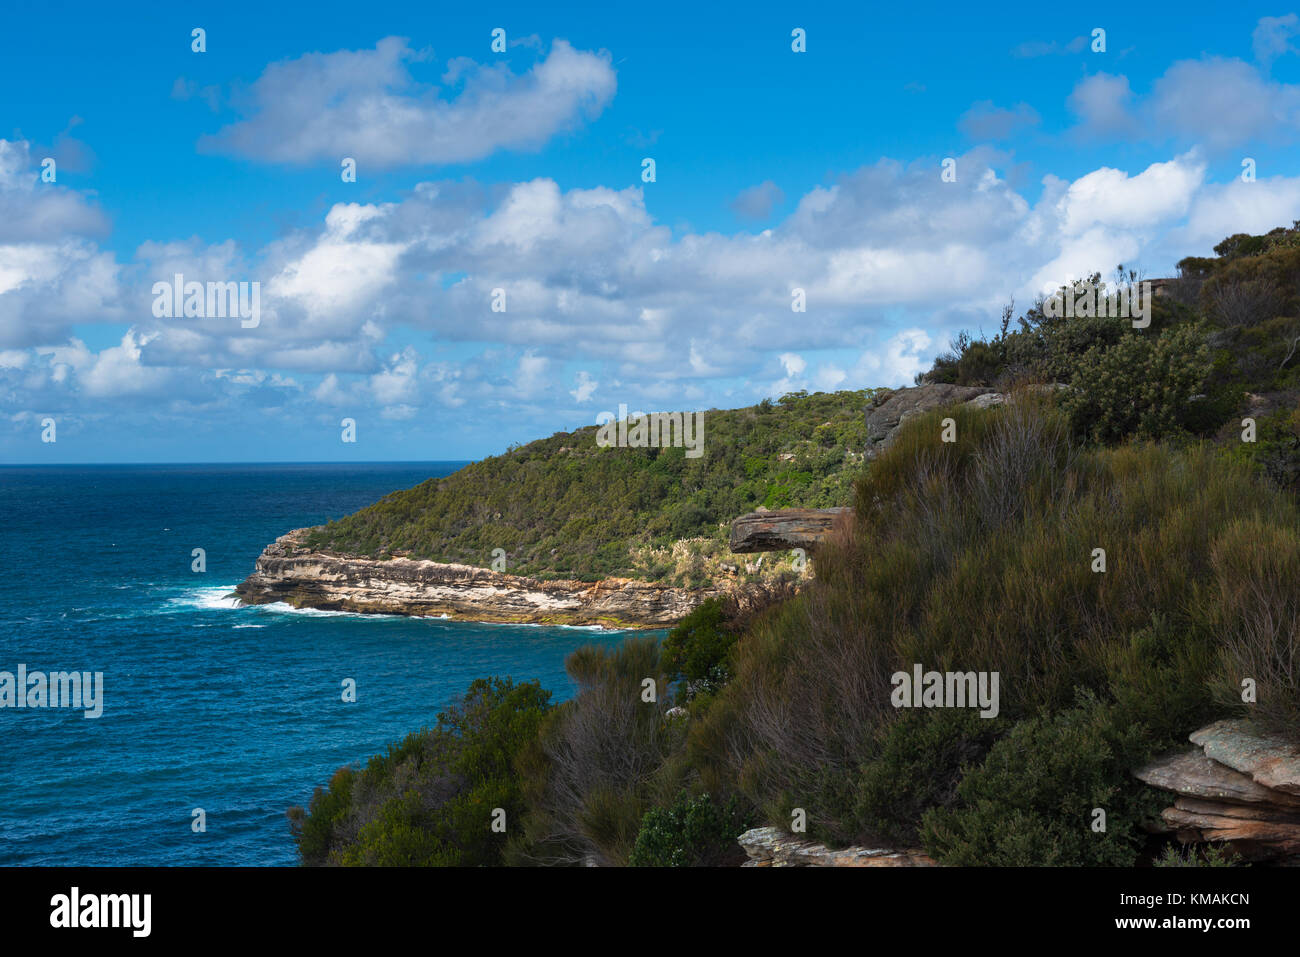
<box><xmin>234</xmin><ymin>528</ymin><xmax>767</xmax><ymax>628</ymax></box>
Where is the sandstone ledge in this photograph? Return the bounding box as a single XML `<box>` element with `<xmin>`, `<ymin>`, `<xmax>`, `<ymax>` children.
<box><xmin>737</xmin><ymin>826</ymin><xmax>936</xmax><ymax>867</ymax></box>
<box><xmin>1135</xmin><ymin>720</ymin><xmax>1300</xmax><ymax>863</ymax></box>
<box><xmin>728</xmin><ymin>507</ymin><xmax>852</xmax><ymax>554</ymax></box>
<box><xmin>234</xmin><ymin>528</ymin><xmax>772</xmax><ymax>629</ymax></box>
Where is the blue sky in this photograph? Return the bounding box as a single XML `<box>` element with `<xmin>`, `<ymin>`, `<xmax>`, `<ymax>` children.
<box><xmin>4</xmin><ymin>1</ymin><xmax>1300</xmax><ymax>462</ymax></box>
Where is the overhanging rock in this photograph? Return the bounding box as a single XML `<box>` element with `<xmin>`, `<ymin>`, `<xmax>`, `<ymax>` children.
<box><xmin>728</xmin><ymin>507</ymin><xmax>852</xmax><ymax>554</ymax></box>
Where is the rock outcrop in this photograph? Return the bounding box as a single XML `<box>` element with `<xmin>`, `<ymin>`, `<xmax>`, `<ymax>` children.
<box><xmin>234</xmin><ymin>527</ymin><xmax>772</xmax><ymax>628</ymax></box>
<box><xmin>737</xmin><ymin>827</ymin><xmax>935</xmax><ymax>867</ymax></box>
<box><xmin>1135</xmin><ymin>720</ymin><xmax>1300</xmax><ymax>862</ymax></box>
<box><xmin>865</xmin><ymin>383</ymin><xmax>1002</xmax><ymax>459</ymax></box>
<box><xmin>728</xmin><ymin>507</ymin><xmax>852</xmax><ymax>553</ymax></box>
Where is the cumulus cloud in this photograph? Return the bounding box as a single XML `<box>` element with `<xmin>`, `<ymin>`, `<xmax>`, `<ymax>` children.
<box><xmin>1068</xmin><ymin>73</ymin><xmax>1140</xmax><ymax>139</ymax></box>
<box><xmin>0</xmin><ymin>140</ymin><xmax>123</xmax><ymax>347</ymax></box>
<box><xmin>199</xmin><ymin>37</ymin><xmax>617</xmax><ymax>167</ymax></box>
<box><xmin>1068</xmin><ymin>34</ymin><xmax>1300</xmax><ymax>151</ymax></box>
<box><xmin>13</xmin><ymin>135</ymin><xmax>1300</xmax><ymax>430</ymax></box>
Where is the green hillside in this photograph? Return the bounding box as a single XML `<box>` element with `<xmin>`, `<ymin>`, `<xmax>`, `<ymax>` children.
<box><xmin>304</xmin><ymin>389</ymin><xmax>873</xmax><ymax>581</ymax></box>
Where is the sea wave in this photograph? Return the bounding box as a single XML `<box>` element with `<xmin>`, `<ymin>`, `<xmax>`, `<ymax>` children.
<box><xmin>164</xmin><ymin>586</ymin><xmax>243</xmax><ymax>611</ymax></box>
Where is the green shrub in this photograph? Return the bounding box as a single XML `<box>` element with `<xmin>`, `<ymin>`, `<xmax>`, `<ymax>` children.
<box><xmin>628</xmin><ymin>791</ymin><xmax>754</xmax><ymax>866</ymax></box>
<box><xmin>919</xmin><ymin>694</ymin><xmax>1167</xmax><ymax>866</ymax></box>
<box><xmin>691</xmin><ymin>393</ymin><xmax>1300</xmax><ymax>852</ymax></box>
<box><xmin>1155</xmin><ymin>843</ymin><xmax>1240</xmax><ymax>867</ymax></box>
<box><xmin>288</xmin><ymin>677</ymin><xmax>551</xmax><ymax>866</ymax></box>
<box><xmin>511</xmin><ymin>637</ymin><xmax>681</xmax><ymax>866</ymax></box>
<box><xmin>1060</xmin><ymin>324</ymin><xmax>1212</xmax><ymax>443</ymax></box>
<box><xmin>851</xmin><ymin>709</ymin><xmax>1005</xmax><ymax>846</ymax></box>
<box><xmin>661</xmin><ymin>598</ymin><xmax>735</xmax><ymax>698</ymax></box>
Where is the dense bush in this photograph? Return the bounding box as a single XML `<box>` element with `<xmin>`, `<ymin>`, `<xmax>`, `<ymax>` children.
<box><xmin>688</xmin><ymin>394</ymin><xmax>1300</xmax><ymax>855</ymax></box>
<box><xmin>288</xmin><ymin>677</ymin><xmax>551</xmax><ymax>866</ymax></box>
<box><xmin>919</xmin><ymin>694</ymin><xmax>1166</xmax><ymax>866</ymax></box>
<box><xmin>1060</xmin><ymin>323</ymin><xmax>1211</xmax><ymax>442</ymax></box>
<box><xmin>660</xmin><ymin>598</ymin><xmax>736</xmax><ymax>701</ymax></box>
<box><xmin>510</xmin><ymin>638</ymin><xmax>681</xmax><ymax>866</ymax></box>
<box><xmin>628</xmin><ymin>791</ymin><xmax>754</xmax><ymax>867</ymax></box>
<box><xmin>851</xmin><ymin>709</ymin><xmax>1005</xmax><ymax>846</ymax></box>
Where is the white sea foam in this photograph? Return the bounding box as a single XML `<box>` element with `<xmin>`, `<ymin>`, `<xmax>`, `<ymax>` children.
<box><xmin>165</xmin><ymin>586</ymin><xmax>242</xmax><ymax>611</ymax></box>
<box><xmin>253</xmin><ymin>601</ymin><xmax>389</xmax><ymax>619</ymax></box>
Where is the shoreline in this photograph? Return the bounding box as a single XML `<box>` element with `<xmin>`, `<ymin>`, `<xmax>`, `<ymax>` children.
<box><xmin>234</xmin><ymin>527</ymin><xmax>774</xmax><ymax>629</ymax></box>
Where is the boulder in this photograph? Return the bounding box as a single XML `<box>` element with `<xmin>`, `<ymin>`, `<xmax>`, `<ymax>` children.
<box><xmin>865</xmin><ymin>384</ymin><xmax>1000</xmax><ymax>459</ymax></box>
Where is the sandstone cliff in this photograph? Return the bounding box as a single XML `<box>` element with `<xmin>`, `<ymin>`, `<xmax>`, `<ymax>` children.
<box><xmin>234</xmin><ymin>527</ymin><xmax>778</xmax><ymax>628</ymax></box>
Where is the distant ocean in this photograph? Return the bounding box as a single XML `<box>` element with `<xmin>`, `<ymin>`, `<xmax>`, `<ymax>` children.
<box><xmin>0</xmin><ymin>463</ymin><xmax>637</xmax><ymax>866</ymax></box>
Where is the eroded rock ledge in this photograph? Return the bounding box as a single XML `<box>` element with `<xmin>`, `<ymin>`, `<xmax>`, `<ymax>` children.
<box><xmin>234</xmin><ymin>527</ymin><xmax>775</xmax><ymax>628</ymax></box>
<box><xmin>728</xmin><ymin>507</ymin><xmax>852</xmax><ymax>553</ymax></box>
<box><xmin>737</xmin><ymin>827</ymin><xmax>935</xmax><ymax>867</ymax></box>
<box><xmin>1135</xmin><ymin>719</ymin><xmax>1300</xmax><ymax>862</ymax></box>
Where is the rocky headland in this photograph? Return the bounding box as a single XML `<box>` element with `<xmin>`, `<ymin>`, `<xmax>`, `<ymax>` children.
<box><xmin>235</xmin><ymin>384</ymin><xmax>1030</xmax><ymax>627</ymax></box>
<box><xmin>233</xmin><ymin>527</ymin><xmax>787</xmax><ymax>628</ymax></box>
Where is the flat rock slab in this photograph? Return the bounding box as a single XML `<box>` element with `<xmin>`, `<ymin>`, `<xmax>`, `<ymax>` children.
<box><xmin>1134</xmin><ymin>750</ymin><xmax>1300</xmax><ymax>807</ymax></box>
<box><xmin>1190</xmin><ymin>719</ymin><xmax>1300</xmax><ymax>796</ymax></box>
<box><xmin>728</xmin><ymin>507</ymin><xmax>852</xmax><ymax>554</ymax></box>
<box><xmin>737</xmin><ymin>826</ymin><xmax>935</xmax><ymax>867</ymax></box>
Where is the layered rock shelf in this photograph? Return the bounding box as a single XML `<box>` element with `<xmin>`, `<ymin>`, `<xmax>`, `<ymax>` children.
<box><xmin>728</xmin><ymin>507</ymin><xmax>852</xmax><ymax>553</ymax></box>
<box><xmin>1135</xmin><ymin>719</ymin><xmax>1300</xmax><ymax>862</ymax></box>
<box><xmin>233</xmin><ymin>527</ymin><xmax>766</xmax><ymax>628</ymax></box>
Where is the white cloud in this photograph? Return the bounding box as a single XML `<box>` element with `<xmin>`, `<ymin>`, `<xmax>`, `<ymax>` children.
<box><xmin>1068</xmin><ymin>40</ymin><xmax>1300</xmax><ymax>151</ymax></box>
<box><xmin>569</xmin><ymin>370</ymin><xmax>598</xmax><ymax>402</ymax></box>
<box><xmin>200</xmin><ymin>38</ymin><xmax>617</xmax><ymax>167</ymax></box>
<box><xmin>779</xmin><ymin>353</ymin><xmax>806</xmax><ymax>377</ymax></box>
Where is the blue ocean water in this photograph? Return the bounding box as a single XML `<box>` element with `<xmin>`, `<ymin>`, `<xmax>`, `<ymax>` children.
<box><xmin>0</xmin><ymin>463</ymin><xmax>638</xmax><ymax>866</ymax></box>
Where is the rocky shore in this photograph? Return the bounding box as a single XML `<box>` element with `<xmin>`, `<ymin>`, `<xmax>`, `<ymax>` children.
<box><xmin>233</xmin><ymin>527</ymin><xmax>777</xmax><ymax>628</ymax></box>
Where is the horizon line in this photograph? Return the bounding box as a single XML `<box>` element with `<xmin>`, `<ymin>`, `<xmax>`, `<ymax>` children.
<box><xmin>0</xmin><ymin>459</ymin><xmax>478</xmax><ymax>468</ymax></box>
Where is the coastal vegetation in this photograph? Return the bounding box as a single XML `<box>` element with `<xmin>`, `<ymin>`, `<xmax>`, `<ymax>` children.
<box><xmin>302</xmin><ymin>389</ymin><xmax>872</xmax><ymax>582</ymax></box>
<box><xmin>290</xmin><ymin>225</ymin><xmax>1300</xmax><ymax>866</ymax></box>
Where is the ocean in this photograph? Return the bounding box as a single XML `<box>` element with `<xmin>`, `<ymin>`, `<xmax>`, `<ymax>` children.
<box><xmin>0</xmin><ymin>463</ymin><xmax>638</xmax><ymax>866</ymax></box>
